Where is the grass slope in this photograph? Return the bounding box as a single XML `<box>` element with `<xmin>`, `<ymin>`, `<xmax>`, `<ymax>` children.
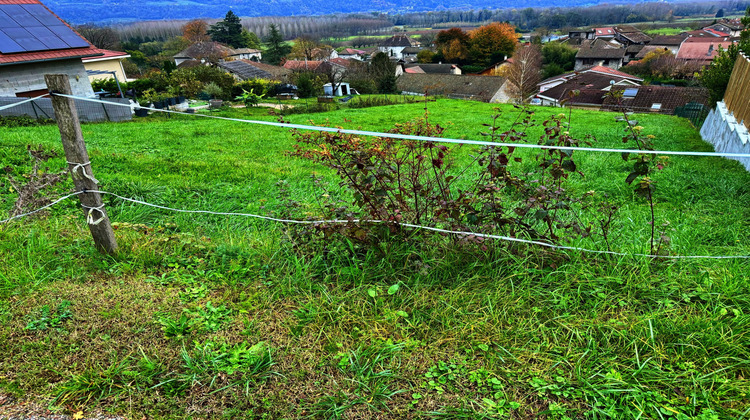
<box><xmin>1</xmin><ymin>100</ymin><xmax>749</xmax><ymax>419</ymax></box>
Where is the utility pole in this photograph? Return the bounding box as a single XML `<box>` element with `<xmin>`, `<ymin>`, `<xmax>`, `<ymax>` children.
<box><xmin>45</xmin><ymin>74</ymin><xmax>118</xmax><ymax>254</ymax></box>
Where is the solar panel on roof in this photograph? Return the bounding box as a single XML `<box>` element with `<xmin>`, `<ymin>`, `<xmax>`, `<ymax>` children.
<box><xmin>2</xmin><ymin>27</ymin><xmax>47</xmax><ymax>52</ymax></box>
<box><xmin>22</xmin><ymin>4</ymin><xmax>63</xmax><ymax>26</ymax></box>
<box><xmin>48</xmin><ymin>25</ymin><xmax>89</xmax><ymax>48</ymax></box>
<box><xmin>1</xmin><ymin>5</ymin><xmax>41</xmax><ymax>27</ymax></box>
<box><xmin>0</xmin><ymin>4</ymin><xmax>91</xmax><ymax>53</ymax></box>
<box><xmin>31</xmin><ymin>25</ymin><xmax>69</xmax><ymax>49</ymax></box>
<box><xmin>0</xmin><ymin>28</ymin><xmax>24</xmax><ymax>53</ymax></box>
<box><xmin>0</xmin><ymin>9</ymin><xmax>21</xmax><ymax>28</ymax></box>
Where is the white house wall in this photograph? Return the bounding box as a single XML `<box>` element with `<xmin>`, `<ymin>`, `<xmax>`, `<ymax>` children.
<box><xmin>0</xmin><ymin>58</ymin><xmax>94</xmax><ymax>98</ymax></box>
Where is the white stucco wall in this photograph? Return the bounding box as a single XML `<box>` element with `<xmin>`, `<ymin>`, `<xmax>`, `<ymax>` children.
<box><xmin>700</xmin><ymin>101</ymin><xmax>750</xmax><ymax>171</ymax></box>
<box><xmin>0</xmin><ymin>58</ymin><xmax>94</xmax><ymax>98</ymax></box>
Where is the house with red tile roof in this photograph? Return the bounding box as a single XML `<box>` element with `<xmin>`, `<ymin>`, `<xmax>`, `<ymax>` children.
<box><xmin>676</xmin><ymin>37</ymin><xmax>736</xmax><ymax>66</ymax></box>
<box><xmin>338</xmin><ymin>48</ymin><xmax>364</xmax><ymax>60</ymax></box>
<box><xmin>82</xmin><ymin>48</ymin><xmax>130</xmax><ymax>83</ymax></box>
<box><xmin>593</xmin><ymin>27</ymin><xmax>616</xmax><ymax>38</ymax></box>
<box><xmin>538</xmin><ymin>65</ymin><xmax>643</xmax><ymax>94</ymax></box>
<box><xmin>536</xmin><ymin>70</ymin><xmax>642</xmax><ymax>107</ymax></box>
<box><xmin>0</xmin><ymin>0</ymin><xmax>101</xmax><ymax>97</ymax></box>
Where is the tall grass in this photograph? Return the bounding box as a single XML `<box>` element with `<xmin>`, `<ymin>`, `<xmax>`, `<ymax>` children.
<box><xmin>0</xmin><ymin>100</ymin><xmax>749</xmax><ymax>418</ymax></box>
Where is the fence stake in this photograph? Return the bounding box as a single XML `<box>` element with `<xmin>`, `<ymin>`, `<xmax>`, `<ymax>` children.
<box><xmin>45</xmin><ymin>74</ymin><xmax>118</xmax><ymax>254</ymax></box>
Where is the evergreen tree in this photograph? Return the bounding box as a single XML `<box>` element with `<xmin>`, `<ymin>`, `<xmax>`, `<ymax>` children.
<box><xmin>369</xmin><ymin>52</ymin><xmax>397</xmax><ymax>94</ymax></box>
<box><xmin>263</xmin><ymin>24</ymin><xmax>291</xmax><ymax>65</ymax></box>
<box><xmin>700</xmin><ymin>44</ymin><xmax>739</xmax><ymax>104</ymax></box>
<box><xmin>241</xmin><ymin>30</ymin><xmax>261</xmax><ymax>49</ymax></box>
<box><xmin>208</xmin><ymin>11</ymin><xmax>244</xmax><ymax>49</ymax></box>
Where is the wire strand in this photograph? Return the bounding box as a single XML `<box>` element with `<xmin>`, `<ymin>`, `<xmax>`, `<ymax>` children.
<box><xmin>0</xmin><ymin>94</ymin><xmax>49</xmax><ymax>111</ymax></box>
<box><xmin>3</xmin><ymin>189</ymin><xmax>746</xmax><ymax>260</ymax></box>
<box><xmin>0</xmin><ymin>191</ymin><xmax>84</xmax><ymax>224</ymax></box>
<box><xmin>51</xmin><ymin>93</ymin><xmax>750</xmax><ymax>159</ymax></box>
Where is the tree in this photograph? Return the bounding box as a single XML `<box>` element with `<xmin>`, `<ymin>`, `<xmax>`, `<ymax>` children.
<box><xmin>208</xmin><ymin>10</ymin><xmax>244</xmax><ymax>48</ymax></box>
<box><xmin>700</xmin><ymin>43</ymin><xmax>739</xmax><ymax>104</ymax></box>
<box><xmin>700</xmin><ymin>7</ymin><xmax>749</xmax><ymax>104</ymax></box>
<box><xmin>263</xmin><ymin>24</ymin><xmax>291</xmax><ymax>65</ymax></box>
<box><xmin>715</xmin><ymin>8</ymin><xmax>724</xmax><ymax>18</ymax></box>
<box><xmin>435</xmin><ymin>27</ymin><xmax>470</xmax><ymax>62</ymax></box>
<box><xmin>741</xmin><ymin>7</ymin><xmax>750</xmax><ymax>53</ymax></box>
<box><xmin>416</xmin><ymin>49</ymin><xmax>434</xmax><ymax>63</ymax></box>
<box><xmin>500</xmin><ymin>44</ymin><xmax>542</xmax><ymax>103</ymax></box>
<box><xmin>369</xmin><ymin>52</ymin><xmax>397</xmax><ymax>94</ymax></box>
<box><xmin>241</xmin><ymin>30</ymin><xmax>261</xmax><ymax>49</ymax></box>
<box><xmin>183</xmin><ymin>20</ymin><xmax>210</xmax><ymax>43</ymax></box>
<box><xmin>541</xmin><ymin>42</ymin><xmax>576</xmax><ymax>79</ymax></box>
<box><xmin>289</xmin><ymin>36</ymin><xmax>320</xmax><ymax>60</ymax></box>
<box><xmin>75</xmin><ymin>24</ymin><xmax>120</xmax><ymax>50</ymax></box>
<box><xmin>469</xmin><ymin>22</ymin><xmax>518</xmax><ymax>67</ymax></box>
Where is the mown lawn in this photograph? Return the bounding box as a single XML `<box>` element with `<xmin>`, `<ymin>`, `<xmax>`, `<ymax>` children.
<box><xmin>1</xmin><ymin>99</ymin><xmax>749</xmax><ymax>419</ymax></box>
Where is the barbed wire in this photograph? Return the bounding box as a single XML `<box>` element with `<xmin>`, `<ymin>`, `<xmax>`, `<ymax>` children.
<box><xmin>48</xmin><ymin>93</ymin><xmax>750</xmax><ymax>159</ymax></box>
<box><xmin>1</xmin><ymin>189</ymin><xmax>748</xmax><ymax>260</ymax></box>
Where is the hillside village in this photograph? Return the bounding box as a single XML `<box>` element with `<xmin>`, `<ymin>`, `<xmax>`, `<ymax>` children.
<box><xmin>0</xmin><ymin>2</ymin><xmax>747</xmax><ymax>117</ymax></box>
<box><xmin>1</xmin><ymin>1</ymin><xmax>750</xmax><ymax>419</ymax></box>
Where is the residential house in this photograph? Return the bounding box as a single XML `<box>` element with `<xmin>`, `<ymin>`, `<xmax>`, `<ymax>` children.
<box><xmin>706</xmin><ymin>20</ymin><xmax>744</xmax><ymax>37</ymax></box>
<box><xmin>310</xmin><ymin>47</ymin><xmax>338</xmax><ymax>60</ymax></box>
<box><xmin>538</xmin><ymin>65</ymin><xmax>643</xmax><ymax>94</ymax></box>
<box><xmin>218</xmin><ymin>60</ymin><xmax>274</xmax><ymax>81</ymax></box>
<box><xmin>404</xmin><ymin>63</ymin><xmax>461</xmax><ymax>75</ymax></box>
<box><xmin>593</xmin><ymin>28</ymin><xmax>616</xmax><ymax>39</ymax></box>
<box><xmin>284</xmin><ymin>59</ymin><xmax>350</xmax><ymax>83</ymax></box>
<box><xmin>613</xmin><ymin>25</ymin><xmax>653</xmax><ymax>46</ymax></box>
<box><xmin>82</xmin><ymin>48</ymin><xmax>130</xmax><ymax>83</ymax></box>
<box><xmin>174</xmin><ymin>42</ymin><xmax>261</xmax><ymax>65</ymax></box>
<box><xmin>283</xmin><ymin>60</ymin><xmax>324</xmax><ymax>72</ymax></box>
<box><xmin>568</xmin><ymin>29</ymin><xmax>595</xmax><ymax>40</ymax></box>
<box><xmin>397</xmin><ymin>73</ymin><xmax>511</xmax><ymax>103</ymax></box>
<box><xmin>574</xmin><ymin>40</ymin><xmax>626</xmax><ymax>70</ymax></box>
<box><xmin>359</xmin><ymin>47</ymin><xmax>380</xmax><ymax>60</ymax></box>
<box><xmin>238</xmin><ymin>60</ymin><xmax>292</xmax><ymax>81</ymax></box>
<box><xmin>230</xmin><ymin>48</ymin><xmax>261</xmax><ymax>61</ymax></box>
<box><xmin>648</xmin><ymin>34</ymin><xmax>688</xmax><ymax>55</ymax></box>
<box><xmin>338</xmin><ymin>48</ymin><xmax>364</xmax><ymax>60</ymax></box>
<box><xmin>634</xmin><ymin>45</ymin><xmax>670</xmax><ymax>61</ymax></box>
<box><xmin>174</xmin><ymin>42</ymin><xmax>233</xmax><ymax>65</ymax></box>
<box><xmin>601</xmin><ymin>85</ymin><xmax>710</xmax><ymax>114</ymax></box>
<box><xmin>476</xmin><ymin>59</ymin><xmax>511</xmax><ymax>76</ymax></box>
<box><xmin>378</xmin><ymin>34</ymin><xmax>420</xmax><ymax>59</ymax></box>
<box><xmin>684</xmin><ymin>29</ymin><xmax>729</xmax><ymax>39</ymax></box>
<box><xmin>536</xmin><ymin>71</ymin><xmax>641</xmax><ymax>107</ymax></box>
<box><xmin>400</xmin><ymin>47</ymin><xmax>421</xmax><ymax>62</ymax></box>
<box><xmin>676</xmin><ymin>37</ymin><xmax>736</xmax><ymax>66</ymax></box>
<box><xmin>0</xmin><ymin>0</ymin><xmax>101</xmax><ymax>98</ymax></box>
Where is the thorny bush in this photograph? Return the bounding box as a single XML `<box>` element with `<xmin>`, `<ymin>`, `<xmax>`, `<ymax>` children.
<box><xmin>287</xmin><ymin>107</ymin><xmax>606</xmax><ymax>252</ymax></box>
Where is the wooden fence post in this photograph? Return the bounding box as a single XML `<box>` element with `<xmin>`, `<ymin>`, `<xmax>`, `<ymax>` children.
<box><xmin>45</xmin><ymin>74</ymin><xmax>118</xmax><ymax>254</ymax></box>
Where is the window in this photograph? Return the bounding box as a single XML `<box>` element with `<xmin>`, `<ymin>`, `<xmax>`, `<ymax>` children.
<box><xmin>623</xmin><ymin>88</ymin><xmax>638</xmax><ymax>98</ymax></box>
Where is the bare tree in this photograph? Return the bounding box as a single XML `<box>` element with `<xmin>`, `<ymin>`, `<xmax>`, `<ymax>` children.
<box><xmin>75</xmin><ymin>24</ymin><xmax>121</xmax><ymax>50</ymax></box>
<box><xmin>501</xmin><ymin>44</ymin><xmax>542</xmax><ymax>103</ymax></box>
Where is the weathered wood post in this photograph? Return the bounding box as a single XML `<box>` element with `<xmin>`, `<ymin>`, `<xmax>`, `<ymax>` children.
<box><xmin>45</xmin><ymin>74</ymin><xmax>118</xmax><ymax>254</ymax></box>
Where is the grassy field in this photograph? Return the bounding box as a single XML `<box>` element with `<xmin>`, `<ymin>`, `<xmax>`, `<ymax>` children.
<box><xmin>643</xmin><ymin>27</ymin><xmax>693</xmax><ymax>36</ymax></box>
<box><xmin>1</xmin><ymin>99</ymin><xmax>749</xmax><ymax>419</ymax></box>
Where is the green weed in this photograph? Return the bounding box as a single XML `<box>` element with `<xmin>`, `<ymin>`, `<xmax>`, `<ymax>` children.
<box><xmin>25</xmin><ymin>300</ymin><xmax>73</xmax><ymax>331</ymax></box>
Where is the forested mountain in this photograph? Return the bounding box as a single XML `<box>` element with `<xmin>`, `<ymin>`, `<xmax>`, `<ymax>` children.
<box><xmin>44</xmin><ymin>0</ymin><xmax>727</xmax><ymax>24</ymax></box>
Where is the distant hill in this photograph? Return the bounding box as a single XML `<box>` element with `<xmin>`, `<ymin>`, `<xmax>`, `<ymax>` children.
<box><xmin>45</xmin><ymin>0</ymin><xmax>662</xmax><ymax>24</ymax></box>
